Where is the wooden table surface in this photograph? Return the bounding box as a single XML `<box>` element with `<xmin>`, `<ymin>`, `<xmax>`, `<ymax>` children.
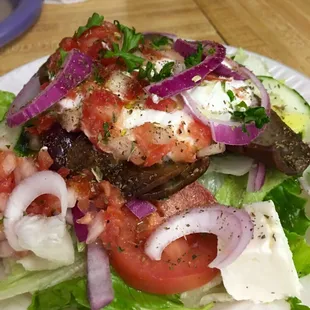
<box><xmin>0</xmin><ymin>0</ymin><xmax>310</xmax><ymax>77</ymax></box>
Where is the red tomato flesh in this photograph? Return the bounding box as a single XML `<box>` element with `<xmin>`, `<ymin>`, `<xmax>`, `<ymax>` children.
<box><xmin>101</xmin><ymin>182</ymin><xmax>219</xmax><ymax>294</ymax></box>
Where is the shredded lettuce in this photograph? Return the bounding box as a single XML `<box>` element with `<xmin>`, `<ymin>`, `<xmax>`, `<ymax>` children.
<box><xmin>265</xmin><ymin>179</ymin><xmax>310</xmax><ymax>236</ymax></box>
<box><xmin>28</xmin><ymin>270</ymin><xmax>214</xmax><ymax>310</ymax></box>
<box><xmin>288</xmin><ymin>297</ymin><xmax>310</xmax><ymax>310</ymax></box>
<box><xmin>0</xmin><ymin>253</ymin><xmax>85</xmax><ymax>301</ymax></box>
<box><xmin>199</xmin><ymin>169</ymin><xmax>288</xmax><ymax>208</ymax></box>
<box><xmin>286</xmin><ymin>232</ymin><xmax>310</xmax><ymax>278</ymax></box>
<box><xmin>0</xmin><ymin>90</ymin><xmax>15</xmax><ymax>122</ymax></box>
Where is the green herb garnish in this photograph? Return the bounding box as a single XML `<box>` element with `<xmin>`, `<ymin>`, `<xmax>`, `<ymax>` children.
<box><xmin>138</xmin><ymin>61</ymin><xmax>174</xmax><ymax>82</ymax></box>
<box><xmin>151</xmin><ymin>36</ymin><xmax>172</xmax><ymax>50</ymax></box>
<box><xmin>102</xmin><ymin>122</ymin><xmax>111</xmax><ymax>143</ymax></box>
<box><xmin>230</xmin><ymin>101</ymin><xmax>270</xmax><ymax>133</ymax></box>
<box><xmin>226</xmin><ymin>89</ymin><xmax>235</xmax><ymax>102</ymax></box>
<box><xmin>93</xmin><ymin>66</ymin><xmax>104</xmax><ymax>84</ymax></box>
<box><xmin>75</xmin><ymin>12</ymin><xmax>104</xmax><ymax>38</ymax></box>
<box><xmin>58</xmin><ymin>48</ymin><xmax>68</xmax><ymax>67</ymax></box>
<box><xmin>184</xmin><ymin>42</ymin><xmax>203</xmax><ymax>68</ymax></box>
<box><xmin>104</xmin><ymin>21</ymin><xmax>144</xmax><ymax>72</ymax></box>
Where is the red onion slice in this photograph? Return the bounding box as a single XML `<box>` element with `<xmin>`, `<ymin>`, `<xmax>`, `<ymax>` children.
<box><xmin>145</xmin><ymin>205</ymin><xmax>253</xmax><ymax>269</ymax></box>
<box><xmin>87</xmin><ymin>243</ymin><xmax>114</xmax><ymax>310</ymax></box>
<box><xmin>247</xmin><ymin>162</ymin><xmax>266</xmax><ymax>192</ymax></box>
<box><xmin>126</xmin><ymin>199</ymin><xmax>156</xmax><ymax>219</ymax></box>
<box><xmin>7</xmin><ymin>49</ymin><xmax>92</xmax><ymax>127</ymax></box>
<box><xmin>4</xmin><ymin>171</ymin><xmax>68</xmax><ymax>251</ymax></box>
<box><xmin>174</xmin><ymin>40</ymin><xmax>245</xmax><ymax>80</ymax></box>
<box><xmin>145</xmin><ymin>41</ymin><xmax>225</xmax><ymax>98</ymax></box>
<box><xmin>72</xmin><ymin>204</ymin><xmax>88</xmax><ymax>242</ymax></box>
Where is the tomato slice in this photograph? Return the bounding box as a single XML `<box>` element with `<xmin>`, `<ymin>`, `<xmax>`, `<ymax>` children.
<box><xmin>101</xmin><ymin>182</ymin><xmax>218</xmax><ymax>294</ymax></box>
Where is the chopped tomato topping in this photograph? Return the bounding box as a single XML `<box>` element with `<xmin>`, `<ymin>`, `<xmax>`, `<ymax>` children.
<box><xmin>26</xmin><ymin>114</ymin><xmax>56</xmax><ymax>135</ymax></box>
<box><xmin>82</xmin><ymin>89</ymin><xmax>124</xmax><ymax>145</ymax></box>
<box><xmin>26</xmin><ymin>194</ymin><xmax>61</xmax><ymax>217</ymax></box>
<box><xmin>188</xmin><ymin>119</ymin><xmax>212</xmax><ymax>149</ymax></box>
<box><xmin>67</xmin><ymin>174</ymin><xmax>92</xmax><ymax>201</ymax></box>
<box><xmin>59</xmin><ymin>37</ymin><xmax>78</xmax><ymax>51</ymax></box>
<box><xmin>145</xmin><ymin>97</ymin><xmax>178</xmax><ymax>112</ymax></box>
<box><xmin>37</xmin><ymin>150</ymin><xmax>54</xmax><ymax>170</ymax></box>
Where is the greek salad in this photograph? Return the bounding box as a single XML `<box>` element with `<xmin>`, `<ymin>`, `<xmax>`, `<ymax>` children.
<box><xmin>0</xmin><ymin>13</ymin><xmax>310</xmax><ymax>310</ymax></box>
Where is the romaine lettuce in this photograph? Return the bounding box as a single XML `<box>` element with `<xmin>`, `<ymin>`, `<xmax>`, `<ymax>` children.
<box><xmin>0</xmin><ymin>91</ymin><xmax>15</xmax><ymax>122</ymax></box>
<box><xmin>28</xmin><ymin>270</ymin><xmax>214</xmax><ymax>310</ymax></box>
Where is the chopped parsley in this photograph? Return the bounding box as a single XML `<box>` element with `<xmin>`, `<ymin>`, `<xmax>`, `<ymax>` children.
<box><xmin>230</xmin><ymin>101</ymin><xmax>270</xmax><ymax>133</ymax></box>
<box><xmin>93</xmin><ymin>66</ymin><xmax>104</xmax><ymax>84</ymax></box>
<box><xmin>138</xmin><ymin>61</ymin><xmax>174</xmax><ymax>82</ymax></box>
<box><xmin>58</xmin><ymin>48</ymin><xmax>68</xmax><ymax>67</ymax></box>
<box><xmin>151</xmin><ymin>36</ymin><xmax>172</xmax><ymax>50</ymax></box>
<box><xmin>75</xmin><ymin>12</ymin><xmax>104</xmax><ymax>38</ymax></box>
<box><xmin>184</xmin><ymin>42</ymin><xmax>203</xmax><ymax>68</ymax></box>
<box><xmin>117</xmin><ymin>246</ymin><xmax>125</xmax><ymax>252</ymax></box>
<box><xmin>102</xmin><ymin>122</ymin><xmax>111</xmax><ymax>143</ymax></box>
<box><xmin>226</xmin><ymin>89</ymin><xmax>235</xmax><ymax>102</ymax></box>
<box><xmin>104</xmin><ymin>21</ymin><xmax>144</xmax><ymax>72</ymax></box>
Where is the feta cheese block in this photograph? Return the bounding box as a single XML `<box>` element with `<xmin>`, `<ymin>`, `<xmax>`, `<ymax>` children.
<box><xmin>220</xmin><ymin>201</ymin><xmax>301</xmax><ymax>303</ymax></box>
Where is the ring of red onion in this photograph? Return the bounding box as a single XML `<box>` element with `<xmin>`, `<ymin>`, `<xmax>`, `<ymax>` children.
<box><xmin>7</xmin><ymin>49</ymin><xmax>92</xmax><ymax>127</ymax></box>
<box><xmin>144</xmin><ymin>205</ymin><xmax>253</xmax><ymax>269</ymax></box>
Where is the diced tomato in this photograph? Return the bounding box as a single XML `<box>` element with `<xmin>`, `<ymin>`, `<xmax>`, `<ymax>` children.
<box><xmin>82</xmin><ymin>89</ymin><xmax>124</xmax><ymax>146</ymax></box>
<box><xmin>67</xmin><ymin>175</ymin><xmax>92</xmax><ymax>201</ymax></box>
<box><xmin>0</xmin><ymin>174</ymin><xmax>15</xmax><ymax>193</ymax></box>
<box><xmin>188</xmin><ymin>119</ymin><xmax>212</xmax><ymax>149</ymax></box>
<box><xmin>133</xmin><ymin>123</ymin><xmax>174</xmax><ymax>166</ymax></box>
<box><xmin>0</xmin><ymin>192</ymin><xmax>9</xmax><ymax>212</ymax></box>
<box><xmin>26</xmin><ymin>194</ymin><xmax>61</xmax><ymax>217</ymax></box>
<box><xmin>14</xmin><ymin>157</ymin><xmax>37</xmax><ymax>185</ymax></box>
<box><xmin>57</xmin><ymin>167</ymin><xmax>71</xmax><ymax>178</ymax></box>
<box><xmin>123</xmin><ymin>77</ymin><xmax>145</xmax><ymax>101</ymax></box>
<box><xmin>145</xmin><ymin>96</ymin><xmax>178</xmax><ymax>112</ymax></box>
<box><xmin>99</xmin><ymin>181</ymin><xmax>125</xmax><ymax>209</ymax></box>
<box><xmin>26</xmin><ymin>114</ymin><xmax>56</xmax><ymax>135</ymax></box>
<box><xmin>59</xmin><ymin>37</ymin><xmax>78</xmax><ymax>51</ymax></box>
<box><xmin>40</xmin><ymin>82</ymin><xmax>49</xmax><ymax>91</ymax></box>
<box><xmin>37</xmin><ymin>150</ymin><xmax>54</xmax><ymax>170</ymax></box>
<box><xmin>101</xmin><ymin>183</ymin><xmax>218</xmax><ymax>294</ymax></box>
<box><xmin>77</xmin><ymin>22</ymin><xmax>120</xmax><ymax>55</ymax></box>
<box><xmin>0</xmin><ymin>152</ymin><xmax>16</xmax><ymax>181</ymax></box>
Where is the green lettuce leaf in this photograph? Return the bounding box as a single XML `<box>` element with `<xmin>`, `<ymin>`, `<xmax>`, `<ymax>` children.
<box><xmin>0</xmin><ymin>253</ymin><xmax>85</xmax><ymax>301</ymax></box>
<box><xmin>28</xmin><ymin>277</ymin><xmax>89</xmax><ymax>310</ymax></box>
<box><xmin>286</xmin><ymin>232</ymin><xmax>310</xmax><ymax>278</ymax></box>
<box><xmin>288</xmin><ymin>297</ymin><xmax>310</xmax><ymax>310</ymax></box>
<box><xmin>265</xmin><ymin>179</ymin><xmax>310</xmax><ymax>236</ymax></box>
<box><xmin>203</xmin><ymin>169</ymin><xmax>288</xmax><ymax>207</ymax></box>
<box><xmin>0</xmin><ymin>91</ymin><xmax>15</xmax><ymax>122</ymax></box>
<box><xmin>28</xmin><ymin>271</ymin><xmax>213</xmax><ymax>310</ymax></box>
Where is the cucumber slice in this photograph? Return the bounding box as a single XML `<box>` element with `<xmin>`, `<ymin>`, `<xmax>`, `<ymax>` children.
<box><xmin>259</xmin><ymin>76</ymin><xmax>310</xmax><ymax>141</ymax></box>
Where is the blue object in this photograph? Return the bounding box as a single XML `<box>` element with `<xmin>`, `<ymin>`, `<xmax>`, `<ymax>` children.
<box><xmin>0</xmin><ymin>0</ymin><xmax>43</xmax><ymax>48</ymax></box>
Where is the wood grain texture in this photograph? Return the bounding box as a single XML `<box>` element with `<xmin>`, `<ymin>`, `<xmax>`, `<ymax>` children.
<box><xmin>196</xmin><ymin>0</ymin><xmax>310</xmax><ymax>76</ymax></box>
<box><xmin>0</xmin><ymin>0</ymin><xmax>222</xmax><ymax>75</ymax></box>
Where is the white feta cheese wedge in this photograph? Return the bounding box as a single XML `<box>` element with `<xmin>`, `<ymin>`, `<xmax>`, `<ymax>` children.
<box><xmin>220</xmin><ymin>201</ymin><xmax>301</xmax><ymax>303</ymax></box>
